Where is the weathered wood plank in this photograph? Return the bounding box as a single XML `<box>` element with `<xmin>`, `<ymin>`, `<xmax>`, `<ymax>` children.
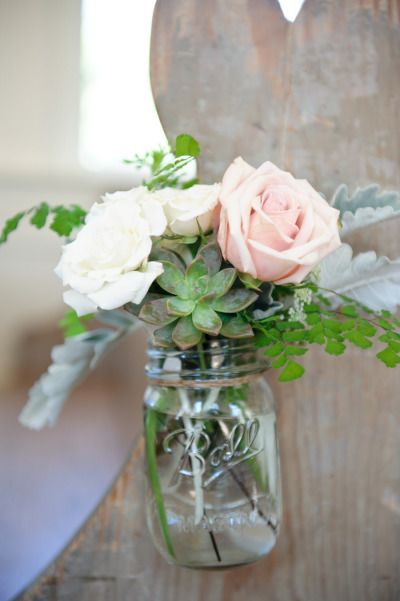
<box><xmin>21</xmin><ymin>1</ymin><xmax>400</xmax><ymax>599</ymax></box>
<box><xmin>151</xmin><ymin>0</ymin><xmax>400</xmax><ymax>195</ymax></box>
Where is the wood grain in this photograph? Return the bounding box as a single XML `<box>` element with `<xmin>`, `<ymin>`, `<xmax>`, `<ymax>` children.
<box><xmin>151</xmin><ymin>0</ymin><xmax>400</xmax><ymax>195</ymax></box>
<box><xmin>21</xmin><ymin>1</ymin><xmax>400</xmax><ymax>599</ymax></box>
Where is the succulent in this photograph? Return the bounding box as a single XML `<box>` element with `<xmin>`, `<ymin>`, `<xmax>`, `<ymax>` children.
<box><xmin>138</xmin><ymin>242</ymin><xmax>258</xmax><ymax>349</ymax></box>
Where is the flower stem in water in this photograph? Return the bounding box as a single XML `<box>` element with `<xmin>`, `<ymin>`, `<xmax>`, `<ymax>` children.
<box><xmin>145</xmin><ymin>408</ymin><xmax>176</xmax><ymax>559</ymax></box>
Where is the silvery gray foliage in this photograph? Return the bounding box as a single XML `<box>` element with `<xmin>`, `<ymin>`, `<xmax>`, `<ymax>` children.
<box><xmin>251</xmin><ymin>283</ymin><xmax>283</xmax><ymax>320</ymax></box>
<box><xmin>19</xmin><ymin>311</ymin><xmax>139</xmax><ymax>430</ymax></box>
<box><xmin>320</xmin><ymin>244</ymin><xmax>400</xmax><ymax>312</ymax></box>
<box><xmin>331</xmin><ymin>184</ymin><xmax>400</xmax><ymax>236</ymax></box>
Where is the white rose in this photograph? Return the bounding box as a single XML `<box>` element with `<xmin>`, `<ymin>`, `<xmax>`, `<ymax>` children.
<box><xmin>55</xmin><ymin>190</ymin><xmax>166</xmax><ymax>315</ymax></box>
<box><xmin>153</xmin><ymin>184</ymin><xmax>221</xmax><ymax>236</ymax></box>
<box><xmin>101</xmin><ymin>187</ymin><xmax>166</xmax><ymax>236</ymax></box>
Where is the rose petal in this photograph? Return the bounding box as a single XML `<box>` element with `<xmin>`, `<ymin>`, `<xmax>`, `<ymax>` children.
<box><xmin>219</xmin><ymin>157</ymin><xmax>255</xmax><ymax>200</ymax></box>
<box><xmin>139</xmin><ymin>198</ymin><xmax>167</xmax><ymax>236</ymax></box>
<box><xmin>87</xmin><ymin>262</ymin><xmax>164</xmax><ymax>309</ymax></box>
<box><xmin>63</xmin><ymin>289</ymin><xmax>98</xmax><ymax>316</ymax></box>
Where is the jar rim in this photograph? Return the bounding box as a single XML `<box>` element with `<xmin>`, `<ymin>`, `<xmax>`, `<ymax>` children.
<box><xmin>146</xmin><ymin>337</ymin><xmax>268</xmax><ymax>383</ymax></box>
<box><xmin>147</xmin><ymin>337</ymin><xmax>257</xmax><ymax>357</ymax></box>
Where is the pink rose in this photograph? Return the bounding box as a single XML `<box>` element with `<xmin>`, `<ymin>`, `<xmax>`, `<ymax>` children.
<box><xmin>217</xmin><ymin>158</ymin><xmax>341</xmax><ymax>283</ymax></box>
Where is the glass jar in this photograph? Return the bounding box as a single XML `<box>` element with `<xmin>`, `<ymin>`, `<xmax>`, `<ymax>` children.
<box><xmin>144</xmin><ymin>338</ymin><xmax>281</xmax><ymax>569</ymax></box>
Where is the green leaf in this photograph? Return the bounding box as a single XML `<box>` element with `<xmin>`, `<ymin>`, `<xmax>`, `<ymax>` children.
<box><xmin>276</xmin><ymin>320</ymin><xmax>305</xmax><ymax>331</ymax></box>
<box><xmin>307</xmin><ymin>324</ymin><xmax>325</xmax><ymax>344</ymax></box>
<box><xmin>324</xmin><ymin>329</ymin><xmax>344</xmax><ymax>341</ymax></box>
<box><xmin>278</xmin><ymin>360</ymin><xmax>305</xmax><ymax>382</ymax></box>
<box><xmin>345</xmin><ymin>330</ymin><xmax>373</xmax><ymax>349</ymax></box>
<box><xmin>175</xmin><ymin>133</ymin><xmax>200</xmax><ymax>157</ymax></box>
<box><xmin>388</xmin><ymin>339</ymin><xmax>400</xmax><ymax>352</ymax></box>
<box><xmin>376</xmin><ymin>318</ymin><xmax>394</xmax><ymax>331</ymax></box>
<box><xmin>264</xmin><ymin>342</ymin><xmax>285</xmax><ymax>357</ymax></box>
<box><xmin>172</xmin><ymin>316</ymin><xmax>203</xmax><ymax>349</ymax></box>
<box><xmin>340</xmin><ymin>305</ymin><xmax>358</xmax><ymax>317</ymax></box>
<box><xmin>377</xmin><ymin>347</ymin><xmax>400</xmax><ymax>368</ymax></box>
<box><xmin>379</xmin><ymin>332</ymin><xmax>400</xmax><ymax>344</ymax></box>
<box><xmin>50</xmin><ymin>205</ymin><xmax>86</xmax><ymax>236</ymax></box>
<box><xmin>157</xmin><ymin>261</ymin><xmax>188</xmax><ymax>297</ymax></box>
<box><xmin>209</xmin><ymin>268</ymin><xmax>236</xmax><ymax>297</ymax></box>
<box><xmin>265</xmin><ymin>328</ymin><xmax>282</xmax><ymax>341</ymax></box>
<box><xmin>238</xmin><ymin>272</ymin><xmax>262</xmax><ymax>291</ymax></box>
<box><xmin>212</xmin><ymin>289</ymin><xmax>258</xmax><ymax>313</ymax></box>
<box><xmin>181</xmin><ymin>178</ymin><xmax>199</xmax><ymax>189</ymax></box>
<box><xmin>166</xmin><ymin>297</ymin><xmax>195</xmax><ymax>317</ymax></box>
<box><xmin>153</xmin><ymin>322</ymin><xmax>176</xmax><ymax>347</ymax></box>
<box><xmin>323</xmin><ymin>319</ymin><xmax>343</xmax><ymax>333</ymax></box>
<box><xmin>316</xmin><ymin>293</ymin><xmax>331</xmax><ymax>306</ymax></box>
<box><xmin>139</xmin><ymin>298</ymin><xmax>177</xmax><ymax>326</ymax></box>
<box><xmin>340</xmin><ymin>319</ymin><xmax>356</xmax><ymax>331</ymax></box>
<box><xmin>285</xmin><ymin>346</ymin><xmax>308</xmax><ymax>356</ymax></box>
<box><xmin>304</xmin><ymin>303</ymin><xmax>320</xmax><ymax>314</ymax></box>
<box><xmin>325</xmin><ymin>340</ymin><xmax>346</xmax><ymax>356</ymax></box>
<box><xmin>196</xmin><ymin>243</ymin><xmax>222</xmax><ymax>276</ymax></box>
<box><xmin>253</xmin><ymin>330</ymin><xmax>280</xmax><ymax>347</ymax></box>
<box><xmin>192</xmin><ymin>303</ymin><xmax>222</xmax><ymax>335</ymax></box>
<box><xmin>30</xmin><ymin>202</ymin><xmax>50</xmax><ymax>229</ymax></box>
<box><xmin>59</xmin><ymin>310</ymin><xmax>93</xmax><ymax>338</ymax></box>
<box><xmin>358</xmin><ymin>319</ymin><xmax>377</xmax><ymax>337</ymax></box>
<box><xmin>0</xmin><ymin>211</ymin><xmax>26</xmax><ymax>244</ymax></box>
<box><xmin>282</xmin><ymin>330</ymin><xmax>306</xmax><ymax>342</ymax></box>
<box><xmin>306</xmin><ymin>313</ymin><xmax>321</xmax><ymax>325</ymax></box>
<box><xmin>220</xmin><ymin>316</ymin><xmax>254</xmax><ymax>339</ymax></box>
<box><xmin>186</xmin><ymin>258</ymin><xmax>209</xmax><ymax>299</ymax></box>
<box><xmin>271</xmin><ymin>354</ymin><xmax>287</xmax><ymax>368</ymax></box>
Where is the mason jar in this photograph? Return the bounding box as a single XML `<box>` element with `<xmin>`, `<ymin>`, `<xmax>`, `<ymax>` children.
<box><xmin>143</xmin><ymin>338</ymin><xmax>281</xmax><ymax>569</ymax></box>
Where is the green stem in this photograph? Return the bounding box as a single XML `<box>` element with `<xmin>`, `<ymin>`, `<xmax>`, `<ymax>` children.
<box><xmin>145</xmin><ymin>408</ymin><xmax>176</xmax><ymax>559</ymax></box>
<box><xmin>197</xmin><ymin>341</ymin><xmax>207</xmax><ymax>371</ymax></box>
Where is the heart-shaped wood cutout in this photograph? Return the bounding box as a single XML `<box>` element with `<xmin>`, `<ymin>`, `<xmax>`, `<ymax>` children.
<box><xmin>151</xmin><ymin>0</ymin><xmax>400</xmax><ymax>196</ymax></box>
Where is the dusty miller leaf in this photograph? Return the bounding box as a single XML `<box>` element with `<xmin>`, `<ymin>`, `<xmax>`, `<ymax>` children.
<box><xmin>320</xmin><ymin>244</ymin><xmax>400</xmax><ymax>312</ymax></box>
<box><xmin>331</xmin><ymin>184</ymin><xmax>400</xmax><ymax>236</ymax></box>
<box><xmin>19</xmin><ymin>315</ymin><xmax>140</xmax><ymax>429</ymax></box>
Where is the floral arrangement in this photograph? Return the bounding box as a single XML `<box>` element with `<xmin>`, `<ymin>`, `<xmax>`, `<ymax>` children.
<box><xmin>2</xmin><ymin>134</ymin><xmax>400</xmax><ymax>429</ymax></box>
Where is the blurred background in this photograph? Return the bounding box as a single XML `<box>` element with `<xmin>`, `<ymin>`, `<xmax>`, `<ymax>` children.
<box><xmin>0</xmin><ymin>1</ymin><xmax>165</xmax><ymax>599</ymax></box>
<box><xmin>0</xmin><ymin>0</ymin><xmax>167</xmax><ymax>391</ymax></box>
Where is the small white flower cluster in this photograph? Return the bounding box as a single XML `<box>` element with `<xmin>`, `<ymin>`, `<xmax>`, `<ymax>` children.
<box><xmin>288</xmin><ymin>287</ymin><xmax>313</xmax><ymax>323</ymax></box>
